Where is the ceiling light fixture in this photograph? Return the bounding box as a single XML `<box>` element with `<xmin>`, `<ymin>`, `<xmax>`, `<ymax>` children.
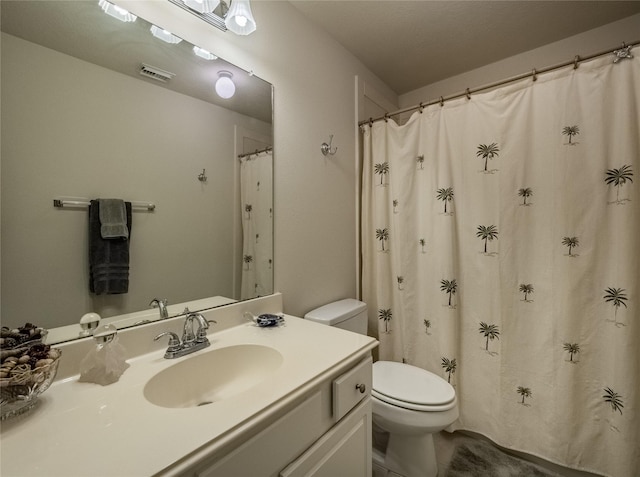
<box><xmin>182</xmin><ymin>0</ymin><xmax>220</xmax><ymax>14</ymax></box>
<box><xmin>193</xmin><ymin>46</ymin><xmax>218</xmax><ymax>60</ymax></box>
<box><xmin>215</xmin><ymin>71</ymin><xmax>235</xmax><ymax>99</ymax></box>
<box><xmin>150</xmin><ymin>25</ymin><xmax>182</xmax><ymax>44</ymax></box>
<box><xmin>224</xmin><ymin>0</ymin><xmax>256</xmax><ymax>36</ymax></box>
<box><xmin>99</xmin><ymin>0</ymin><xmax>137</xmax><ymax>22</ymax></box>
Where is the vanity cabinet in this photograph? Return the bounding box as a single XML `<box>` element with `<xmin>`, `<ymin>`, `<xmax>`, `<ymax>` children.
<box><xmin>186</xmin><ymin>357</ymin><xmax>372</xmax><ymax>477</ymax></box>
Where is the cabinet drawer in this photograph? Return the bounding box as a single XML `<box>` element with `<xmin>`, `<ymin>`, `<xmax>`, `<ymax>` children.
<box><xmin>332</xmin><ymin>357</ymin><xmax>372</xmax><ymax>421</ymax></box>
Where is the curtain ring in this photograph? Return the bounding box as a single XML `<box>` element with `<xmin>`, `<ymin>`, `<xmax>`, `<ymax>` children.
<box><xmin>384</xmin><ymin>113</ymin><xmax>390</xmax><ymax>123</ymax></box>
<box><xmin>419</xmin><ymin>102</ymin><xmax>424</xmax><ymax>113</ymax></box>
<box><xmin>465</xmin><ymin>88</ymin><xmax>471</xmax><ymax>100</ymax></box>
<box><xmin>573</xmin><ymin>55</ymin><xmax>580</xmax><ymax>69</ymax></box>
<box><xmin>368</xmin><ymin>117</ymin><xmax>373</xmax><ymax>127</ymax></box>
<box><xmin>532</xmin><ymin>69</ymin><xmax>537</xmax><ymax>81</ymax></box>
<box><xmin>439</xmin><ymin>96</ymin><xmax>444</xmax><ymax>107</ymax></box>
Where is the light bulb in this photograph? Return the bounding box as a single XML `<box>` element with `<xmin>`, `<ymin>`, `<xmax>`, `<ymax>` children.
<box><xmin>150</xmin><ymin>25</ymin><xmax>182</xmax><ymax>44</ymax></box>
<box><xmin>193</xmin><ymin>46</ymin><xmax>217</xmax><ymax>60</ymax></box>
<box><xmin>183</xmin><ymin>0</ymin><xmax>220</xmax><ymax>14</ymax></box>
<box><xmin>224</xmin><ymin>0</ymin><xmax>256</xmax><ymax>35</ymax></box>
<box><xmin>99</xmin><ymin>0</ymin><xmax>137</xmax><ymax>22</ymax></box>
<box><xmin>215</xmin><ymin>71</ymin><xmax>235</xmax><ymax>99</ymax></box>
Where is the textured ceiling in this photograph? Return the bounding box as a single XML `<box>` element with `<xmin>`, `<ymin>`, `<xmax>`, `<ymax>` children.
<box><xmin>290</xmin><ymin>1</ymin><xmax>640</xmax><ymax>95</ymax></box>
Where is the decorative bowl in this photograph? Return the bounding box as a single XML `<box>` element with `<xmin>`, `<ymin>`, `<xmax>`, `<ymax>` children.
<box><xmin>0</xmin><ymin>347</ymin><xmax>61</xmax><ymax>420</ymax></box>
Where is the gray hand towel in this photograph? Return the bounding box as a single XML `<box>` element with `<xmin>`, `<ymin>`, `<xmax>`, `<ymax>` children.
<box><xmin>89</xmin><ymin>200</ymin><xmax>132</xmax><ymax>295</ymax></box>
<box><xmin>99</xmin><ymin>198</ymin><xmax>129</xmax><ymax>239</ymax></box>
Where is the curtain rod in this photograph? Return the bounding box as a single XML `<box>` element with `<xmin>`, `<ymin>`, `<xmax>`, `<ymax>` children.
<box><xmin>359</xmin><ymin>40</ymin><xmax>639</xmax><ymax>127</ymax></box>
<box><xmin>238</xmin><ymin>146</ymin><xmax>273</xmax><ymax>159</ymax></box>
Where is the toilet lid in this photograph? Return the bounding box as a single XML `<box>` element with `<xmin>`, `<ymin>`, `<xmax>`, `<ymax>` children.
<box><xmin>373</xmin><ymin>361</ymin><xmax>456</xmax><ymax>410</ymax></box>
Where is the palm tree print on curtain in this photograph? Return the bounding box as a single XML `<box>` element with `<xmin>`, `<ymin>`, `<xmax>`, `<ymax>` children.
<box><xmin>374</xmin><ymin>162</ymin><xmax>389</xmax><ymax>185</ymax></box>
<box><xmin>603</xmin><ymin>287</ymin><xmax>628</xmax><ymax>326</ymax></box>
<box><xmin>562</xmin><ymin>125</ymin><xmax>580</xmax><ymax>145</ymax></box>
<box><xmin>441</xmin><ymin>357</ymin><xmax>457</xmax><ymax>383</ymax></box>
<box><xmin>477</xmin><ymin>225</ymin><xmax>499</xmax><ymax>254</ymax></box>
<box><xmin>519</xmin><ymin>283</ymin><xmax>534</xmax><ymax>302</ymax></box>
<box><xmin>424</xmin><ymin>319</ymin><xmax>431</xmax><ymax>334</ymax></box>
<box><xmin>436</xmin><ymin>187</ymin><xmax>454</xmax><ymax>214</ymax></box>
<box><xmin>603</xmin><ymin>388</ymin><xmax>624</xmax><ymax>414</ymax></box>
<box><xmin>376</xmin><ymin>227</ymin><xmax>389</xmax><ymax>251</ymax></box>
<box><xmin>563</xmin><ymin>342</ymin><xmax>580</xmax><ymax>362</ymax></box>
<box><xmin>605</xmin><ymin>164</ymin><xmax>633</xmax><ymax>204</ymax></box>
<box><xmin>517</xmin><ymin>386</ymin><xmax>532</xmax><ymax>405</ymax></box>
<box><xmin>361</xmin><ymin>53</ymin><xmax>639</xmax><ymax>477</ymax></box>
<box><xmin>478</xmin><ymin>322</ymin><xmax>499</xmax><ymax>353</ymax></box>
<box><xmin>562</xmin><ymin>236</ymin><xmax>579</xmax><ymax>257</ymax></box>
<box><xmin>417</xmin><ymin>155</ymin><xmax>425</xmax><ymax>169</ymax></box>
<box><xmin>379</xmin><ymin>308</ymin><xmax>392</xmax><ymax>333</ymax></box>
<box><xmin>440</xmin><ymin>279</ymin><xmax>457</xmax><ymax>308</ymax></box>
<box><xmin>476</xmin><ymin>142</ymin><xmax>500</xmax><ymax>173</ymax></box>
<box><xmin>518</xmin><ymin>187</ymin><xmax>533</xmax><ymax>206</ymax></box>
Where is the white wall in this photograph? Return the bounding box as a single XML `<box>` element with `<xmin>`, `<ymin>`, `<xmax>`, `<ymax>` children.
<box><xmin>115</xmin><ymin>1</ymin><xmax>398</xmax><ymax>317</ymax></box>
<box><xmin>1</xmin><ymin>33</ymin><xmax>270</xmax><ymax>329</ymax></box>
<box><xmin>399</xmin><ymin>13</ymin><xmax>640</xmax><ymax>109</ymax></box>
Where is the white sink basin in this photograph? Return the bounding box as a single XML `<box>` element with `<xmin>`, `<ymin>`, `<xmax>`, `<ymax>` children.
<box><xmin>144</xmin><ymin>344</ymin><xmax>283</xmax><ymax>408</ymax></box>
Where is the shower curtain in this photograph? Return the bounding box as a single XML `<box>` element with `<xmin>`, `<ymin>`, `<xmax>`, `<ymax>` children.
<box><xmin>240</xmin><ymin>150</ymin><xmax>273</xmax><ymax>299</ymax></box>
<box><xmin>362</xmin><ymin>52</ymin><xmax>638</xmax><ymax>477</ymax></box>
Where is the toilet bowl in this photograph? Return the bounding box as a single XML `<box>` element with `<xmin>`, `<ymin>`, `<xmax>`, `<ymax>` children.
<box><xmin>372</xmin><ymin>361</ymin><xmax>459</xmax><ymax>477</ymax></box>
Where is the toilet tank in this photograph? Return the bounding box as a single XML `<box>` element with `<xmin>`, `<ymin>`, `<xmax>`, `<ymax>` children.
<box><xmin>304</xmin><ymin>299</ymin><xmax>368</xmax><ymax>335</ymax></box>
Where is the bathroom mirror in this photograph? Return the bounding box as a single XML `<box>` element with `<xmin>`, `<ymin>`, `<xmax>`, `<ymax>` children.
<box><xmin>1</xmin><ymin>0</ymin><xmax>274</xmax><ymax>343</ymax></box>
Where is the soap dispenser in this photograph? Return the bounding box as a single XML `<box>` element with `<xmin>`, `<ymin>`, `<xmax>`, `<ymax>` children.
<box><xmin>78</xmin><ymin>324</ymin><xmax>130</xmax><ymax>385</ymax></box>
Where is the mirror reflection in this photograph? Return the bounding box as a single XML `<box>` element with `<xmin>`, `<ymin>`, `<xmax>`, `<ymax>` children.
<box><xmin>1</xmin><ymin>0</ymin><xmax>274</xmax><ymax>343</ymax></box>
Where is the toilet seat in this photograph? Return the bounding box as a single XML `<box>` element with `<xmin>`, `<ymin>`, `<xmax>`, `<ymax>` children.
<box><xmin>372</xmin><ymin>361</ymin><xmax>456</xmax><ymax>412</ymax></box>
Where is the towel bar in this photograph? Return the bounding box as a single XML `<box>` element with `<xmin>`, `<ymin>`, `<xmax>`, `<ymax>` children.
<box><xmin>53</xmin><ymin>198</ymin><xmax>156</xmax><ymax>211</ymax></box>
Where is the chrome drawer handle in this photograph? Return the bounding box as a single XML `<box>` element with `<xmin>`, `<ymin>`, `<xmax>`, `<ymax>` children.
<box><xmin>355</xmin><ymin>383</ymin><xmax>366</xmax><ymax>393</ymax></box>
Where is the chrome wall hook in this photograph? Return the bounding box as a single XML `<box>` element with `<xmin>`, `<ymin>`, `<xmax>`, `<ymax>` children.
<box><xmin>198</xmin><ymin>169</ymin><xmax>207</xmax><ymax>182</ymax></box>
<box><xmin>321</xmin><ymin>134</ymin><xmax>338</xmax><ymax>156</ymax></box>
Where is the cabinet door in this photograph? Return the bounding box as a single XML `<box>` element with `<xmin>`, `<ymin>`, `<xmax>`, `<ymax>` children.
<box><xmin>280</xmin><ymin>398</ymin><xmax>371</xmax><ymax>477</ymax></box>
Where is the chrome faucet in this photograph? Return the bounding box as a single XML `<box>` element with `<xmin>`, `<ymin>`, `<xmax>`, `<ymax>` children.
<box><xmin>154</xmin><ymin>312</ymin><xmax>216</xmax><ymax>359</ymax></box>
<box><xmin>149</xmin><ymin>298</ymin><xmax>169</xmax><ymax>319</ymax></box>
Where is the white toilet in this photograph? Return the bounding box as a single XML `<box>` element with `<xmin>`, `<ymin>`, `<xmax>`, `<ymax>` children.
<box><xmin>305</xmin><ymin>299</ymin><xmax>459</xmax><ymax>477</ymax></box>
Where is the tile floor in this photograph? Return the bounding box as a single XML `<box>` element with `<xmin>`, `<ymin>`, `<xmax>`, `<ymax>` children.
<box><xmin>373</xmin><ymin>429</ymin><xmax>605</xmax><ymax>477</ymax></box>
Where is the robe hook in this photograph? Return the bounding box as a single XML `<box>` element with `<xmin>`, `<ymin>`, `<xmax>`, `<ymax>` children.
<box><xmin>197</xmin><ymin>168</ymin><xmax>207</xmax><ymax>182</ymax></box>
<box><xmin>320</xmin><ymin>134</ymin><xmax>338</xmax><ymax>156</ymax></box>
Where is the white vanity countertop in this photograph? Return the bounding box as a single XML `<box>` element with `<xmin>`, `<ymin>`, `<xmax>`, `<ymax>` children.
<box><xmin>0</xmin><ymin>315</ymin><xmax>377</xmax><ymax>477</ymax></box>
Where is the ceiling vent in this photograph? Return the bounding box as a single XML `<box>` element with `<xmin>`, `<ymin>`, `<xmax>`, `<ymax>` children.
<box><xmin>139</xmin><ymin>64</ymin><xmax>176</xmax><ymax>82</ymax></box>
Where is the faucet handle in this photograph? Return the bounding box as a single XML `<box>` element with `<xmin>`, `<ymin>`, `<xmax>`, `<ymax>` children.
<box><xmin>194</xmin><ymin>315</ymin><xmax>216</xmax><ymax>343</ymax></box>
<box><xmin>154</xmin><ymin>331</ymin><xmax>181</xmax><ymax>352</ymax></box>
